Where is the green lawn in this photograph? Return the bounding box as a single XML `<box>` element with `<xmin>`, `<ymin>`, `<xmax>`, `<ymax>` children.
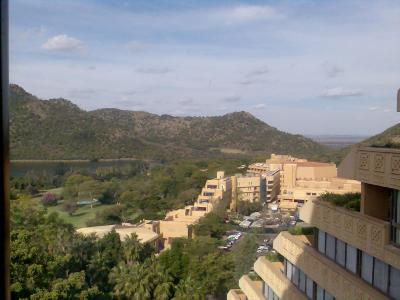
<box><xmin>47</xmin><ymin>203</ymin><xmax>118</xmax><ymax>229</ymax></box>
<box><xmin>32</xmin><ymin>187</ymin><xmax>118</xmax><ymax>228</ymax></box>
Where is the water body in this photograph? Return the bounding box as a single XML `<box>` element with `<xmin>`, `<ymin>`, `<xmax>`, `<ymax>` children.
<box><xmin>10</xmin><ymin>160</ymin><xmax>154</xmax><ymax>178</ymax></box>
<box><xmin>306</xmin><ymin>135</ymin><xmax>369</xmax><ymax>149</ymax></box>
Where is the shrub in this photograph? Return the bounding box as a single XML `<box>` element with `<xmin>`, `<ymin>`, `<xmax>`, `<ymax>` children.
<box><xmin>319</xmin><ymin>192</ymin><xmax>361</xmax><ymax>211</ymax></box>
<box><xmin>41</xmin><ymin>192</ymin><xmax>58</xmax><ymax>206</ymax></box>
<box><xmin>265</xmin><ymin>252</ymin><xmax>283</xmax><ymax>262</ymax></box>
<box><xmin>288</xmin><ymin>226</ymin><xmax>314</xmax><ymax>236</ymax></box>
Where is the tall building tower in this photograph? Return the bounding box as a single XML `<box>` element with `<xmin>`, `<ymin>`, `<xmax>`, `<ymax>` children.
<box><xmin>228</xmin><ymin>93</ymin><xmax>400</xmax><ymax>300</ymax></box>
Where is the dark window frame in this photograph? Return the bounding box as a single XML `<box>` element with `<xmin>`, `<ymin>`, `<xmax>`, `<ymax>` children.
<box><xmin>0</xmin><ymin>0</ymin><xmax>10</xmax><ymax>299</ymax></box>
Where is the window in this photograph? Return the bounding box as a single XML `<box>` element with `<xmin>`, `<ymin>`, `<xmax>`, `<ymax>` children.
<box><xmin>292</xmin><ymin>265</ymin><xmax>300</xmax><ymax>286</ymax></box>
<box><xmin>326</xmin><ymin>233</ymin><xmax>335</xmax><ymax>260</ymax></box>
<box><xmin>306</xmin><ymin>277</ymin><xmax>314</xmax><ymax>299</ymax></box>
<box><xmin>286</xmin><ymin>260</ymin><xmax>293</xmax><ymax>281</ymax></box>
<box><xmin>346</xmin><ymin>244</ymin><xmax>357</xmax><ymax>273</ymax></box>
<box><xmin>389</xmin><ymin>266</ymin><xmax>400</xmax><ymax>299</ymax></box>
<box><xmin>361</xmin><ymin>252</ymin><xmax>373</xmax><ymax>284</ymax></box>
<box><xmin>299</xmin><ymin>270</ymin><xmax>306</xmax><ymax>293</ymax></box>
<box><xmin>268</xmin><ymin>286</ymin><xmax>274</xmax><ymax>300</ymax></box>
<box><xmin>373</xmin><ymin>258</ymin><xmax>389</xmax><ymax>292</ymax></box>
<box><xmin>316</xmin><ymin>285</ymin><xmax>324</xmax><ymax>300</ymax></box>
<box><xmin>391</xmin><ymin>190</ymin><xmax>400</xmax><ymax>245</ymax></box>
<box><xmin>335</xmin><ymin>239</ymin><xmax>346</xmax><ymax>267</ymax></box>
<box><xmin>325</xmin><ymin>291</ymin><xmax>335</xmax><ymax>300</ymax></box>
<box><xmin>318</xmin><ymin>230</ymin><xmax>326</xmax><ymax>254</ymax></box>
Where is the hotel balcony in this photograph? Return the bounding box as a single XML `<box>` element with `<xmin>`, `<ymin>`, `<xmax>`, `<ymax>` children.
<box><xmin>299</xmin><ymin>199</ymin><xmax>400</xmax><ymax>270</ymax></box>
<box><xmin>238</xmin><ymin>275</ymin><xmax>264</xmax><ymax>300</ymax></box>
<box><xmin>254</xmin><ymin>257</ymin><xmax>308</xmax><ymax>300</ymax></box>
<box><xmin>274</xmin><ymin>231</ymin><xmax>388</xmax><ymax>300</ymax></box>
<box><xmin>227</xmin><ymin>289</ymin><xmax>247</xmax><ymax>300</ymax></box>
<box><xmin>339</xmin><ymin>146</ymin><xmax>400</xmax><ymax>190</ymax></box>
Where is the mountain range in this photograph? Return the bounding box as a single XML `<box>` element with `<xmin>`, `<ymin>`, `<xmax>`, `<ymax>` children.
<box><xmin>11</xmin><ymin>84</ymin><xmax>397</xmax><ymax>162</ymax></box>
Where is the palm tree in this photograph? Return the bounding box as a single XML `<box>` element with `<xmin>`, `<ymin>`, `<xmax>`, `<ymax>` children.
<box><xmin>173</xmin><ymin>276</ymin><xmax>204</xmax><ymax>300</ymax></box>
<box><xmin>109</xmin><ymin>262</ymin><xmax>152</xmax><ymax>300</ymax></box>
<box><xmin>122</xmin><ymin>233</ymin><xmax>142</xmax><ymax>265</ymax></box>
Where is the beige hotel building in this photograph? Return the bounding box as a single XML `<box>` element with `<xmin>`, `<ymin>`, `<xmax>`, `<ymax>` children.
<box><xmin>228</xmin><ymin>98</ymin><xmax>400</xmax><ymax>299</ymax></box>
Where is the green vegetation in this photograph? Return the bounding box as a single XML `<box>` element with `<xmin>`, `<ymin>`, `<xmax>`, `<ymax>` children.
<box><xmin>362</xmin><ymin>122</ymin><xmax>400</xmax><ymax>149</ymax></box>
<box><xmin>288</xmin><ymin>226</ymin><xmax>315</xmax><ymax>236</ymax></box>
<box><xmin>230</xmin><ymin>234</ymin><xmax>258</xmax><ymax>281</ymax></box>
<box><xmin>319</xmin><ymin>192</ymin><xmax>361</xmax><ymax>211</ymax></box>
<box><xmin>193</xmin><ymin>213</ymin><xmax>227</xmax><ymax>239</ymax></box>
<box><xmin>265</xmin><ymin>252</ymin><xmax>283</xmax><ymax>262</ymax></box>
<box><xmin>12</xmin><ymin>158</ymin><xmax>251</xmax><ymax>229</ymax></box>
<box><xmin>11</xmin><ymin>200</ymin><xmax>239</xmax><ymax>299</ymax></box>
<box><xmin>10</xmin><ymin>84</ymin><xmax>330</xmax><ymax>161</ymax></box>
<box><xmin>236</xmin><ymin>200</ymin><xmax>263</xmax><ymax>216</ymax></box>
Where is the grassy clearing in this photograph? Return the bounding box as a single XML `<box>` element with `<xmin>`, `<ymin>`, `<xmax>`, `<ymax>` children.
<box><xmin>47</xmin><ymin>203</ymin><xmax>118</xmax><ymax>229</ymax></box>
<box><xmin>29</xmin><ymin>187</ymin><xmax>118</xmax><ymax>228</ymax></box>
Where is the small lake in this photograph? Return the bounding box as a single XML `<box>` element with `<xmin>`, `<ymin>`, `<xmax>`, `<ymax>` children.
<box><xmin>10</xmin><ymin>160</ymin><xmax>155</xmax><ymax>177</ymax></box>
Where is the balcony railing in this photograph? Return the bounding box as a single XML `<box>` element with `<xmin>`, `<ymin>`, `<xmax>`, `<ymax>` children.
<box><xmin>227</xmin><ymin>289</ymin><xmax>247</xmax><ymax>300</ymax></box>
<box><xmin>339</xmin><ymin>146</ymin><xmax>400</xmax><ymax>190</ymax></box>
<box><xmin>254</xmin><ymin>257</ymin><xmax>308</xmax><ymax>300</ymax></box>
<box><xmin>299</xmin><ymin>199</ymin><xmax>400</xmax><ymax>270</ymax></box>
<box><xmin>274</xmin><ymin>232</ymin><xmax>388</xmax><ymax>300</ymax></box>
<box><xmin>238</xmin><ymin>275</ymin><xmax>264</xmax><ymax>300</ymax></box>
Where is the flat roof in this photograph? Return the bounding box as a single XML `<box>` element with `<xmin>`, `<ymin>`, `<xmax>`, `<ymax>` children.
<box><xmin>77</xmin><ymin>224</ymin><xmax>159</xmax><ymax>243</ymax></box>
<box><xmin>296</xmin><ymin>161</ymin><xmax>335</xmax><ymax>167</ymax></box>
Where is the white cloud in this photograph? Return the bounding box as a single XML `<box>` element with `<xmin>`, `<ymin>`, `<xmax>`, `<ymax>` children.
<box><xmin>216</xmin><ymin>5</ymin><xmax>280</xmax><ymax>24</ymax></box>
<box><xmin>320</xmin><ymin>87</ymin><xmax>363</xmax><ymax>98</ymax></box>
<box><xmin>136</xmin><ymin>67</ymin><xmax>172</xmax><ymax>74</ymax></box>
<box><xmin>236</xmin><ymin>78</ymin><xmax>270</xmax><ymax>85</ymax></box>
<box><xmin>251</xmin><ymin>103</ymin><xmax>266</xmax><ymax>109</ymax></box>
<box><xmin>41</xmin><ymin>34</ymin><xmax>87</xmax><ymax>53</ymax></box>
<box><xmin>368</xmin><ymin>106</ymin><xmax>379</xmax><ymax>111</ymax></box>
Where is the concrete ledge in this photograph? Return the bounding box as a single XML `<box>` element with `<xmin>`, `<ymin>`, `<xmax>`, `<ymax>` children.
<box><xmin>274</xmin><ymin>232</ymin><xmax>389</xmax><ymax>300</ymax></box>
<box><xmin>227</xmin><ymin>289</ymin><xmax>247</xmax><ymax>300</ymax></box>
<box><xmin>299</xmin><ymin>199</ymin><xmax>400</xmax><ymax>270</ymax></box>
<box><xmin>238</xmin><ymin>275</ymin><xmax>264</xmax><ymax>300</ymax></box>
<box><xmin>254</xmin><ymin>257</ymin><xmax>308</xmax><ymax>300</ymax></box>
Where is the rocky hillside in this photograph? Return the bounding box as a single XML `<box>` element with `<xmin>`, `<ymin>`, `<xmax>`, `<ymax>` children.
<box><xmin>10</xmin><ymin>84</ymin><xmax>329</xmax><ymax>160</ymax></box>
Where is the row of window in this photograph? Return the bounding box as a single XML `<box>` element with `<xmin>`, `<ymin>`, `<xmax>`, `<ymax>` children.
<box><xmin>206</xmin><ymin>185</ymin><xmax>217</xmax><ymax>189</ymax></box>
<box><xmin>317</xmin><ymin>229</ymin><xmax>400</xmax><ymax>299</ymax></box>
<box><xmin>262</xmin><ymin>281</ymin><xmax>279</xmax><ymax>300</ymax></box>
<box><xmin>391</xmin><ymin>190</ymin><xmax>400</xmax><ymax>245</ymax></box>
<box><xmin>284</xmin><ymin>259</ymin><xmax>335</xmax><ymax>300</ymax></box>
<box><xmin>203</xmin><ymin>192</ymin><xmax>214</xmax><ymax>196</ymax></box>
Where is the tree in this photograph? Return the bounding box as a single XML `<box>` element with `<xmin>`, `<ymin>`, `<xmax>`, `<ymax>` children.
<box><xmin>173</xmin><ymin>276</ymin><xmax>204</xmax><ymax>300</ymax></box>
<box><xmin>236</xmin><ymin>200</ymin><xmax>262</xmax><ymax>216</ymax></box>
<box><xmin>109</xmin><ymin>258</ymin><xmax>173</xmax><ymax>300</ymax></box>
<box><xmin>230</xmin><ymin>234</ymin><xmax>258</xmax><ymax>280</ymax></box>
<box><xmin>42</xmin><ymin>192</ymin><xmax>58</xmax><ymax>206</ymax></box>
<box><xmin>193</xmin><ymin>213</ymin><xmax>226</xmax><ymax>239</ymax></box>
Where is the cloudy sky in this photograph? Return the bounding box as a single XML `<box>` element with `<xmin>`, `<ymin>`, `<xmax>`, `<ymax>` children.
<box><xmin>10</xmin><ymin>0</ymin><xmax>400</xmax><ymax>135</ymax></box>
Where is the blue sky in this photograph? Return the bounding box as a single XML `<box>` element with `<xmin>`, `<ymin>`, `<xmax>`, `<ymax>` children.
<box><xmin>9</xmin><ymin>0</ymin><xmax>400</xmax><ymax>135</ymax></box>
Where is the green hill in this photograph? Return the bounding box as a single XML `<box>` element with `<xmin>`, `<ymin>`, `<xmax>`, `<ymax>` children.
<box><xmin>10</xmin><ymin>84</ymin><xmax>330</xmax><ymax>161</ymax></box>
<box><xmin>360</xmin><ymin>123</ymin><xmax>400</xmax><ymax>148</ymax></box>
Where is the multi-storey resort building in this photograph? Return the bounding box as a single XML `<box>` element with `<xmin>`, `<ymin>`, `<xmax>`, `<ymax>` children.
<box><xmin>228</xmin><ymin>98</ymin><xmax>400</xmax><ymax>300</ymax></box>
<box><xmin>248</xmin><ymin>154</ymin><xmax>361</xmax><ymax>210</ymax></box>
<box><xmin>278</xmin><ymin>161</ymin><xmax>361</xmax><ymax>210</ymax></box>
<box><xmin>231</xmin><ymin>174</ymin><xmax>266</xmax><ymax>210</ymax></box>
<box><xmin>77</xmin><ymin>171</ymin><xmax>232</xmax><ymax>250</ymax></box>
